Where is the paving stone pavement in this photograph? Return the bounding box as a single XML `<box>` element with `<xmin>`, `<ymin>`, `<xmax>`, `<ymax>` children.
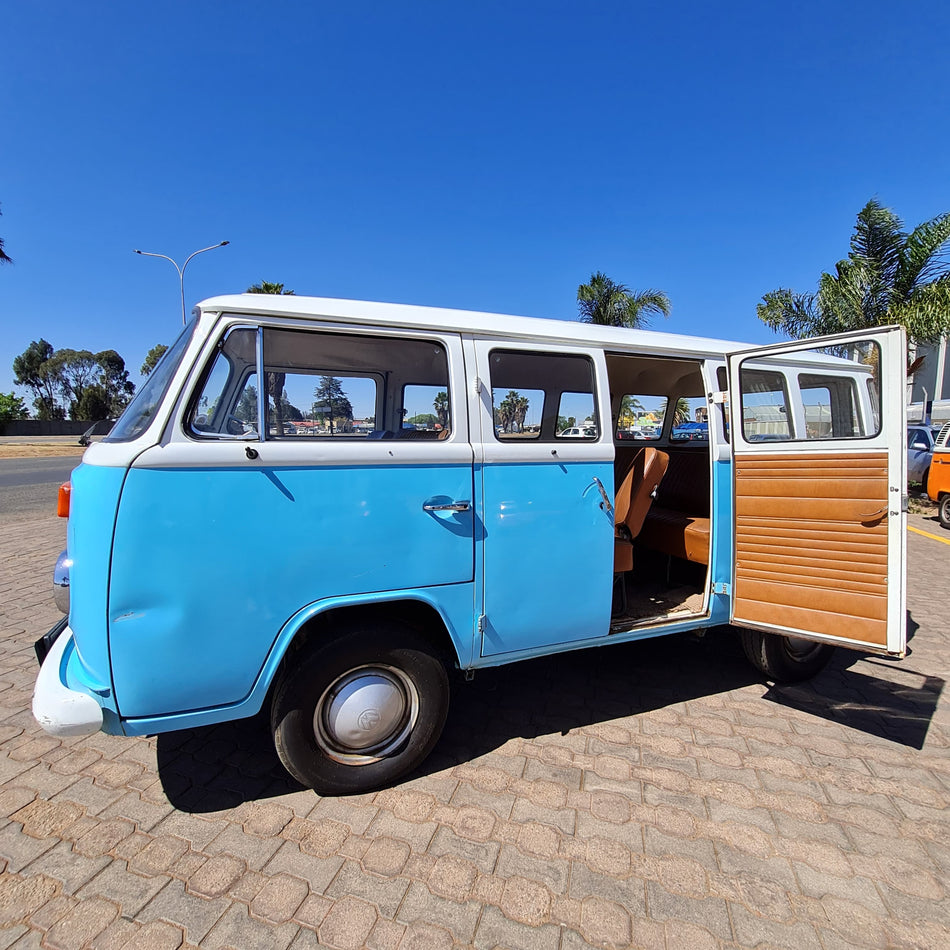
<box><xmin>0</xmin><ymin>510</ymin><xmax>948</xmax><ymax>949</ymax></box>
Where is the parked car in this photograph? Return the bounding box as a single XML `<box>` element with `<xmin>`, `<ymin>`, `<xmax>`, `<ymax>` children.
<box><xmin>558</xmin><ymin>426</ymin><xmax>597</xmax><ymax>438</ymax></box>
<box><xmin>616</xmin><ymin>426</ymin><xmax>659</xmax><ymax>441</ymax></box>
<box><xmin>671</xmin><ymin>421</ymin><xmax>708</xmax><ymax>441</ymax></box>
<box><xmin>907</xmin><ymin>425</ymin><xmax>942</xmax><ymax>486</ymax></box>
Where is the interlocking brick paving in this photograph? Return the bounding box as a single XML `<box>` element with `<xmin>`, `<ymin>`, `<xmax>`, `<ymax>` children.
<box><xmin>1</xmin><ymin>509</ymin><xmax>948</xmax><ymax>948</ymax></box>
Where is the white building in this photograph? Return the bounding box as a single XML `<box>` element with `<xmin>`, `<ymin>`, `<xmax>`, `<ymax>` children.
<box><xmin>908</xmin><ymin>338</ymin><xmax>950</xmax><ymax>424</ymax></box>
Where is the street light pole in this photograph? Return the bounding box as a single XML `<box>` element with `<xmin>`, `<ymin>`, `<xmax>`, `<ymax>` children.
<box><xmin>134</xmin><ymin>241</ymin><xmax>230</xmax><ymax>324</ymax></box>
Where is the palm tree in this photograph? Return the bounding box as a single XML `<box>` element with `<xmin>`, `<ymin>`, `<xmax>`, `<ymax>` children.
<box><xmin>657</xmin><ymin>397</ymin><xmax>691</xmax><ymax>426</ymax></box>
<box><xmin>757</xmin><ymin>199</ymin><xmax>950</xmax><ymax>346</ymax></box>
<box><xmin>247</xmin><ymin>281</ymin><xmax>294</xmax><ymax>295</ymax></box>
<box><xmin>669</xmin><ymin>398</ymin><xmax>691</xmax><ymax>426</ymax></box>
<box><xmin>433</xmin><ymin>391</ymin><xmax>449</xmax><ymax>427</ymax></box>
<box><xmin>577</xmin><ymin>272</ymin><xmax>671</xmax><ymax>329</ymax></box>
<box><xmin>514</xmin><ymin>394</ymin><xmax>529</xmax><ymax>432</ymax></box>
<box><xmin>0</xmin><ymin>203</ymin><xmax>12</xmax><ymax>265</ymax></box>
<box><xmin>618</xmin><ymin>395</ymin><xmax>644</xmax><ymax>429</ymax></box>
<box><xmin>497</xmin><ymin>390</ymin><xmax>522</xmax><ymax>433</ymax></box>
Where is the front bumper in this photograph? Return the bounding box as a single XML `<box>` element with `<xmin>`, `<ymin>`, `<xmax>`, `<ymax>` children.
<box><xmin>32</xmin><ymin>621</ymin><xmax>104</xmax><ymax>737</ymax></box>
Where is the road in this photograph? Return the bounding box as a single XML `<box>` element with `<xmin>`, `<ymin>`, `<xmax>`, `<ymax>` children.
<box><xmin>0</xmin><ymin>456</ymin><xmax>79</xmax><ymax>524</ymax></box>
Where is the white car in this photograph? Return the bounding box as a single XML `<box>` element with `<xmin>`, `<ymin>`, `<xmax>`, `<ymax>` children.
<box><xmin>558</xmin><ymin>426</ymin><xmax>597</xmax><ymax>438</ymax></box>
<box><xmin>908</xmin><ymin>425</ymin><xmax>942</xmax><ymax>486</ymax></box>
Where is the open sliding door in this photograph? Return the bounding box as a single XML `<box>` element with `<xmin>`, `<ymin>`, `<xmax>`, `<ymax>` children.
<box><xmin>728</xmin><ymin>327</ymin><xmax>906</xmax><ymax>657</ymax></box>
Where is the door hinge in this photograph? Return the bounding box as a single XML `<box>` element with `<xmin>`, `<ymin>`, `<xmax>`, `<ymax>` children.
<box><xmin>712</xmin><ymin>582</ymin><xmax>731</xmax><ymax>595</ymax></box>
<box><xmin>474</xmin><ymin>376</ymin><xmax>483</xmax><ymax>394</ymax></box>
<box><xmin>709</xmin><ymin>391</ymin><xmax>728</xmax><ymax>405</ymax></box>
<box><xmin>477</xmin><ymin>614</ymin><xmax>486</xmax><ymax>633</ymax></box>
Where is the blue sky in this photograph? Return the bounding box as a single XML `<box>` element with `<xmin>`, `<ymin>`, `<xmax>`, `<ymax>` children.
<box><xmin>2</xmin><ymin>1</ymin><xmax>949</xmax><ymax>402</ymax></box>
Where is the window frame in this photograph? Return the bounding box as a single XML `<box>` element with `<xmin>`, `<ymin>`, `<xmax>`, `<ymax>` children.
<box><xmin>183</xmin><ymin>320</ymin><xmax>457</xmax><ymax>446</ymax></box>
<box><xmin>485</xmin><ymin>348</ymin><xmax>600</xmax><ymax>445</ymax></box>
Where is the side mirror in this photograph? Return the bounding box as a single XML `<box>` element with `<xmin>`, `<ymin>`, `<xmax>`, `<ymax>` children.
<box><xmin>911</xmin><ymin>441</ymin><xmax>928</xmax><ymax>450</ymax></box>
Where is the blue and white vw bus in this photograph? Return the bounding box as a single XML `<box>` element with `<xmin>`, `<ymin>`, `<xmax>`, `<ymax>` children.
<box><xmin>33</xmin><ymin>295</ymin><xmax>907</xmax><ymax>794</ymax></box>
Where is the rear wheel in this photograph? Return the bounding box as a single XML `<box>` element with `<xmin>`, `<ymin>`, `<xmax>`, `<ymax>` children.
<box><xmin>271</xmin><ymin>622</ymin><xmax>449</xmax><ymax>795</ymax></box>
<box><xmin>939</xmin><ymin>495</ymin><xmax>950</xmax><ymax>529</ymax></box>
<box><xmin>739</xmin><ymin>629</ymin><xmax>834</xmax><ymax>683</ymax></box>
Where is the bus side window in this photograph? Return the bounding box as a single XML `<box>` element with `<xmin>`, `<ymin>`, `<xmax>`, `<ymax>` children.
<box><xmin>798</xmin><ymin>373</ymin><xmax>863</xmax><ymax>439</ymax></box>
<box><xmin>487</xmin><ymin>350</ymin><xmax>598</xmax><ymax>441</ymax></box>
<box><xmin>738</xmin><ymin>341</ymin><xmax>881</xmax><ymax>444</ymax></box>
<box><xmin>739</xmin><ymin>367</ymin><xmax>793</xmax><ymax>441</ymax></box>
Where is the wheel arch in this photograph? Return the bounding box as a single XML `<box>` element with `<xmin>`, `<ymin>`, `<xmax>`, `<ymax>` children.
<box><xmin>121</xmin><ymin>591</ymin><xmax>469</xmax><ymax>738</ymax></box>
<box><xmin>258</xmin><ymin>591</ymin><xmax>469</xmax><ymax>714</ymax></box>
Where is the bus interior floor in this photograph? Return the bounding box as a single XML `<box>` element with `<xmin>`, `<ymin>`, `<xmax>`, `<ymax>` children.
<box><xmin>611</xmin><ymin>558</ymin><xmax>707</xmax><ymax>625</ymax></box>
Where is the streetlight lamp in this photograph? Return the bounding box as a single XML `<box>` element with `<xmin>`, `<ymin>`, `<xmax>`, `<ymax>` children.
<box><xmin>134</xmin><ymin>241</ymin><xmax>230</xmax><ymax>325</ymax></box>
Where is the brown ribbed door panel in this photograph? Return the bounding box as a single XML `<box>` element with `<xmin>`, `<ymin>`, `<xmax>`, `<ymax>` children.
<box><xmin>733</xmin><ymin>452</ymin><xmax>888</xmax><ymax>644</ymax></box>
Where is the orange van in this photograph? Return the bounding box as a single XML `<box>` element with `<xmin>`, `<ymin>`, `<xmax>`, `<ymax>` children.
<box><xmin>926</xmin><ymin>423</ymin><xmax>950</xmax><ymax>527</ymax></box>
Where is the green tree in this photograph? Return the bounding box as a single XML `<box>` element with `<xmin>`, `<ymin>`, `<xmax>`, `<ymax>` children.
<box><xmin>408</xmin><ymin>412</ymin><xmax>438</xmax><ymax>427</ymax></box>
<box><xmin>497</xmin><ymin>390</ymin><xmax>527</xmax><ymax>433</ymax></box>
<box><xmin>13</xmin><ymin>339</ymin><xmax>61</xmax><ymax>419</ymax></box>
<box><xmin>279</xmin><ymin>395</ymin><xmax>303</xmax><ymax>421</ymax></box>
<box><xmin>73</xmin><ymin>385</ymin><xmax>113</xmax><ymax>421</ymax></box>
<box><xmin>577</xmin><ymin>272</ymin><xmax>671</xmax><ymax>328</ymax></box>
<box><xmin>618</xmin><ymin>395</ymin><xmax>644</xmax><ymax>429</ymax></box>
<box><xmin>433</xmin><ymin>390</ymin><xmax>449</xmax><ymax>427</ymax></box>
<box><xmin>514</xmin><ymin>394</ymin><xmax>529</xmax><ymax>431</ymax></box>
<box><xmin>757</xmin><ymin>199</ymin><xmax>950</xmax><ymax>345</ymax></box>
<box><xmin>313</xmin><ymin>376</ymin><xmax>352</xmax><ymax>434</ymax></box>
<box><xmin>52</xmin><ymin>349</ymin><xmax>100</xmax><ymax>419</ymax></box>
<box><xmin>0</xmin><ymin>203</ymin><xmax>11</xmax><ymax>265</ymax></box>
<box><xmin>247</xmin><ymin>281</ymin><xmax>295</xmax><ymax>295</ymax></box>
<box><xmin>0</xmin><ymin>392</ymin><xmax>28</xmax><ymax>421</ymax></box>
<box><xmin>658</xmin><ymin>397</ymin><xmax>691</xmax><ymax>426</ymax></box>
<box><xmin>235</xmin><ymin>384</ymin><xmax>258</xmax><ymax>423</ymax></box>
<box><xmin>141</xmin><ymin>344</ymin><xmax>168</xmax><ymax>376</ymax></box>
<box><xmin>95</xmin><ymin>350</ymin><xmax>135</xmax><ymax>416</ymax></box>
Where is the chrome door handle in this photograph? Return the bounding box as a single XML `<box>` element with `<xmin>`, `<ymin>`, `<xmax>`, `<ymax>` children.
<box><xmin>423</xmin><ymin>500</ymin><xmax>470</xmax><ymax>512</ymax></box>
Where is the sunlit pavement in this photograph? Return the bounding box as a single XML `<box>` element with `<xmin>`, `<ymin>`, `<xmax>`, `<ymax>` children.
<box><xmin>0</xmin><ymin>513</ymin><xmax>948</xmax><ymax>949</ymax></box>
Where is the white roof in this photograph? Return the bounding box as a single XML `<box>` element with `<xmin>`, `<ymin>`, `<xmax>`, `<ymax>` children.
<box><xmin>196</xmin><ymin>294</ymin><xmax>753</xmax><ymax>358</ymax></box>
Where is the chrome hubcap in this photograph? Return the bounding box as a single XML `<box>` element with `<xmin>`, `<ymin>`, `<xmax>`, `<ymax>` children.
<box><xmin>314</xmin><ymin>665</ymin><xmax>418</xmax><ymax>765</ymax></box>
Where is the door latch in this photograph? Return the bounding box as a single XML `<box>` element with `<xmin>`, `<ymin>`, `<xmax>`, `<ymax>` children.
<box><xmin>586</xmin><ymin>477</ymin><xmax>614</xmax><ymax>519</ymax></box>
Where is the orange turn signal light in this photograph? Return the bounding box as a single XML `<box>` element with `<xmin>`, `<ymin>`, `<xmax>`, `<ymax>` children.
<box><xmin>57</xmin><ymin>482</ymin><xmax>71</xmax><ymax>519</ymax></box>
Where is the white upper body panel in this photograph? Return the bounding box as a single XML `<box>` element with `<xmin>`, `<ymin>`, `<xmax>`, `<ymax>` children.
<box><xmin>195</xmin><ymin>294</ymin><xmax>754</xmax><ymax>358</ymax></box>
<box><xmin>84</xmin><ymin>294</ymin><xmax>868</xmax><ymax>469</ymax></box>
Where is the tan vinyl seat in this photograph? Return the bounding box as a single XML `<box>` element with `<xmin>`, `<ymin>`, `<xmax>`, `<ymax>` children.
<box><xmin>638</xmin><ymin>451</ymin><xmax>711</xmax><ymax>565</ymax></box>
<box><xmin>614</xmin><ymin>447</ymin><xmax>669</xmax><ymax>573</ymax></box>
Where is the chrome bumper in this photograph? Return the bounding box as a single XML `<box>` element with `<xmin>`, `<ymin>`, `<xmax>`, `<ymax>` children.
<box><xmin>53</xmin><ymin>549</ymin><xmax>71</xmax><ymax>615</ymax></box>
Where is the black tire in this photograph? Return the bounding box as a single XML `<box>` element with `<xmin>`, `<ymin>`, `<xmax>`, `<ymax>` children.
<box><xmin>271</xmin><ymin>622</ymin><xmax>449</xmax><ymax>795</ymax></box>
<box><xmin>739</xmin><ymin>629</ymin><xmax>834</xmax><ymax>683</ymax></box>
<box><xmin>939</xmin><ymin>495</ymin><xmax>950</xmax><ymax>530</ymax></box>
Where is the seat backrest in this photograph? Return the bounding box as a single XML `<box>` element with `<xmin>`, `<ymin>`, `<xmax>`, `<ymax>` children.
<box><xmin>614</xmin><ymin>447</ymin><xmax>670</xmax><ymax>538</ymax></box>
<box><xmin>654</xmin><ymin>450</ymin><xmax>710</xmax><ymax>516</ymax></box>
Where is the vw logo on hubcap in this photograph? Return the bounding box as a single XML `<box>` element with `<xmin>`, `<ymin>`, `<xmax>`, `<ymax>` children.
<box><xmin>357</xmin><ymin>708</ymin><xmax>381</xmax><ymax>731</ymax></box>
